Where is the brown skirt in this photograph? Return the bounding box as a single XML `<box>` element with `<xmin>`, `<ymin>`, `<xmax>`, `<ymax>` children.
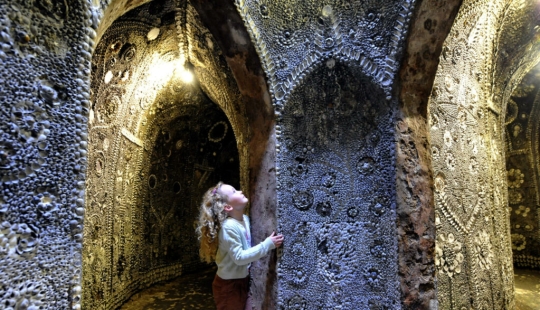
<box><xmin>212</xmin><ymin>274</ymin><xmax>250</xmax><ymax>310</ymax></box>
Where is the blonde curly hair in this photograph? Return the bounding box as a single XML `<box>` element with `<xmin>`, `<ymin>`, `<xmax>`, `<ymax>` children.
<box><xmin>196</xmin><ymin>182</ymin><xmax>229</xmax><ymax>263</ymax></box>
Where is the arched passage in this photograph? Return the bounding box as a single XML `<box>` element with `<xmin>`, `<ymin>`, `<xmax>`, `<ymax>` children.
<box><xmin>139</xmin><ymin>89</ymin><xmax>240</xmax><ymax>273</ymax></box>
<box><xmin>505</xmin><ymin>64</ymin><xmax>540</xmax><ymax>268</ymax></box>
<box><xmin>83</xmin><ymin>0</ymin><xmax>263</xmax><ymax>308</ymax></box>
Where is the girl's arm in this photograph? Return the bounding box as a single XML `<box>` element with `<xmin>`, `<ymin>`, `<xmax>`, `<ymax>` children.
<box><xmin>222</xmin><ymin>225</ymin><xmax>275</xmax><ymax>266</ymax></box>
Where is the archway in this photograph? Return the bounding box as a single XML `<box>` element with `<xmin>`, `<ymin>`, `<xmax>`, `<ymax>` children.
<box><xmin>83</xmin><ymin>1</ymin><xmax>253</xmax><ymax>308</ymax></box>
<box><xmin>141</xmin><ymin>96</ymin><xmax>240</xmax><ymax>274</ymax></box>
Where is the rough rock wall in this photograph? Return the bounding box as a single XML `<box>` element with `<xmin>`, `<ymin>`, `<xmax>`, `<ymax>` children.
<box><xmin>396</xmin><ymin>0</ymin><xmax>463</xmax><ymax>308</ymax></box>
<box><xmin>505</xmin><ymin>64</ymin><xmax>540</xmax><ymax>269</ymax></box>
<box><xmin>234</xmin><ymin>0</ymin><xmax>417</xmax><ymax>308</ymax></box>
<box><xmin>83</xmin><ymin>1</ymin><xmax>251</xmax><ymax>309</ymax></box>
<box><xmin>0</xmin><ymin>1</ymin><xmax>90</xmax><ymax>309</ymax></box>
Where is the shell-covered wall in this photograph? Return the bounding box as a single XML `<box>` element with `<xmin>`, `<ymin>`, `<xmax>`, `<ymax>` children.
<box><xmin>233</xmin><ymin>0</ymin><xmax>417</xmax><ymax>308</ymax></box>
<box><xmin>2</xmin><ymin>0</ymin><xmax>540</xmax><ymax>309</ymax></box>
<box><xmin>505</xmin><ymin>64</ymin><xmax>540</xmax><ymax>269</ymax></box>
<box><xmin>428</xmin><ymin>0</ymin><xmax>540</xmax><ymax>309</ymax></box>
<box><xmin>277</xmin><ymin>61</ymin><xmax>398</xmax><ymax>309</ymax></box>
<box><xmin>0</xmin><ymin>1</ymin><xmax>90</xmax><ymax>308</ymax></box>
<box><xmin>83</xmin><ymin>1</ymin><xmax>248</xmax><ymax>309</ymax></box>
<box><xmin>429</xmin><ymin>1</ymin><xmax>510</xmax><ymax>308</ymax></box>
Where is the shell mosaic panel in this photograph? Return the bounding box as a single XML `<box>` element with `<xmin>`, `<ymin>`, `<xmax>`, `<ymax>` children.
<box><xmin>276</xmin><ymin>62</ymin><xmax>399</xmax><ymax>309</ymax></box>
<box><xmin>235</xmin><ymin>0</ymin><xmax>415</xmax><ymax>106</ymax></box>
<box><xmin>428</xmin><ymin>1</ymin><xmax>523</xmax><ymax>308</ymax></box>
<box><xmin>0</xmin><ymin>0</ymin><xmax>91</xmax><ymax>308</ymax></box>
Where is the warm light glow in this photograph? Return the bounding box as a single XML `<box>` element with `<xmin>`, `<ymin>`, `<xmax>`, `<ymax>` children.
<box><xmin>178</xmin><ymin>67</ymin><xmax>194</xmax><ymax>83</ymax></box>
<box><xmin>147</xmin><ymin>59</ymin><xmax>176</xmax><ymax>85</ymax></box>
<box><xmin>145</xmin><ymin>54</ymin><xmax>194</xmax><ymax>86</ymax></box>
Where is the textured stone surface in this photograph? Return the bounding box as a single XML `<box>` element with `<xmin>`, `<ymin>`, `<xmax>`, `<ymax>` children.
<box><xmin>3</xmin><ymin>0</ymin><xmax>540</xmax><ymax>309</ymax></box>
<box><xmin>514</xmin><ymin>268</ymin><xmax>540</xmax><ymax>310</ymax></box>
<box><xmin>428</xmin><ymin>0</ymin><xmax>540</xmax><ymax>309</ymax></box>
<box><xmin>120</xmin><ymin>267</ymin><xmax>215</xmax><ymax>310</ymax></box>
<box><xmin>396</xmin><ymin>0</ymin><xmax>463</xmax><ymax>308</ymax></box>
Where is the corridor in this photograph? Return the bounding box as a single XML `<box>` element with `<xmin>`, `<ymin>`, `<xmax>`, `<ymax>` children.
<box><xmin>120</xmin><ymin>267</ymin><xmax>540</xmax><ymax>310</ymax></box>
<box><xmin>120</xmin><ymin>268</ymin><xmax>215</xmax><ymax>310</ymax></box>
<box><xmin>515</xmin><ymin>268</ymin><xmax>540</xmax><ymax>310</ymax></box>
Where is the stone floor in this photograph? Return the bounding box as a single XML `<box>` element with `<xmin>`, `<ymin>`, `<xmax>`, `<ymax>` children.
<box><xmin>120</xmin><ymin>267</ymin><xmax>540</xmax><ymax>310</ymax></box>
<box><xmin>515</xmin><ymin>268</ymin><xmax>540</xmax><ymax>310</ymax></box>
<box><xmin>120</xmin><ymin>267</ymin><xmax>216</xmax><ymax>310</ymax></box>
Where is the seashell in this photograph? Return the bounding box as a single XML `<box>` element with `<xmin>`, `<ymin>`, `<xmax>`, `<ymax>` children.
<box><xmin>39</xmin><ymin>84</ymin><xmax>57</xmax><ymax>104</ymax></box>
<box><xmin>104</xmin><ymin>71</ymin><xmax>113</xmax><ymax>84</ymax></box>
<box><xmin>147</xmin><ymin>28</ymin><xmax>160</xmax><ymax>41</ymax></box>
<box><xmin>0</xmin><ymin>31</ymin><xmax>10</xmax><ymax>42</ymax></box>
<box><xmin>322</xmin><ymin>5</ymin><xmax>333</xmax><ymax>17</ymax></box>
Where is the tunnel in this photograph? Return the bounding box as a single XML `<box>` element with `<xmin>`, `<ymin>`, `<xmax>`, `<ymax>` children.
<box><xmin>83</xmin><ymin>1</ymin><xmax>251</xmax><ymax>308</ymax></box>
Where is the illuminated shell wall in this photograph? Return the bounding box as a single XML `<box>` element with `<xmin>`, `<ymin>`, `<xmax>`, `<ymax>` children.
<box><xmin>428</xmin><ymin>0</ymin><xmax>540</xmax><ymax>309</ymax></box>
<box><xmin>1</xmin><ymin>0</ymin><xmax>540</xmax><ymax>309</ymax></box>
<box><xmin>83</xmin><ymin>2</ymin><xmax>247</xmax><ymax>309</ymax></box>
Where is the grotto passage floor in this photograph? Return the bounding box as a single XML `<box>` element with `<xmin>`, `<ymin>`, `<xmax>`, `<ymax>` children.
<box><xmin>515</xmin><ymin>268</ymin><xmax>540</xmax><ymax>310</ymax></box>
<box><xmin>120</xmin><ymin>267</ymin><xmax>215</xmax><ymax>310</ymax></box>
<box><xmin>120</xmin><ymin>266</ymin><xmax>540</xmax><ymax>309</ymax></box>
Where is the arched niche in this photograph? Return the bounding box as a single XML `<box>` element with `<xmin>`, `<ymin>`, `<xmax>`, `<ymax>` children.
<box><xmin>276</xmin><ymin>60</ymin><xmax>399</xmax><ymax>308</ymax></box>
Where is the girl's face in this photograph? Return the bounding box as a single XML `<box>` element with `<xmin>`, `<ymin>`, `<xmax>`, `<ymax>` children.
<box><xmin>219</xmin><ymin>184</ymin><xmax>248</xmax><ymax>210</ymax></box>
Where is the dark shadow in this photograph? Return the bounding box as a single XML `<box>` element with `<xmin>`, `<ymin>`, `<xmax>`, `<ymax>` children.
<box><xmin>504</xmin><ymin>62</ymin><xmax>540</xmax><ymax>310</ymax></box>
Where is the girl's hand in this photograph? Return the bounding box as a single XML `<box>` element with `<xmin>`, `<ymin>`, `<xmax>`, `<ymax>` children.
<box><xmin>270</xmin><ymin>231</ymin><xmax>284</xmax><ymax>248</ymax></box>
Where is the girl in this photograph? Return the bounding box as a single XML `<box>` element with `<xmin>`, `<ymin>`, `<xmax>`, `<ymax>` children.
<box><xmin>196</xmin><ymin>182</ymin><xmax>284</xmax><ymax>310</ymax></box>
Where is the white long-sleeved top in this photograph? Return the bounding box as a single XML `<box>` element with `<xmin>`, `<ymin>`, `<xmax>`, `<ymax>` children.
<box><xmin>215</xmin><ymin>215</ymin><xmax>275</xmax><ymax>279</ymax></box>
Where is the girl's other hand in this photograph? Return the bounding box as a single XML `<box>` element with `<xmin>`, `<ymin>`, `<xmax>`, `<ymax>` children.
<box><xmin>270</xmin><ymin>231</ymin><xmax>284</xmax><ymax>248</ymax></box>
